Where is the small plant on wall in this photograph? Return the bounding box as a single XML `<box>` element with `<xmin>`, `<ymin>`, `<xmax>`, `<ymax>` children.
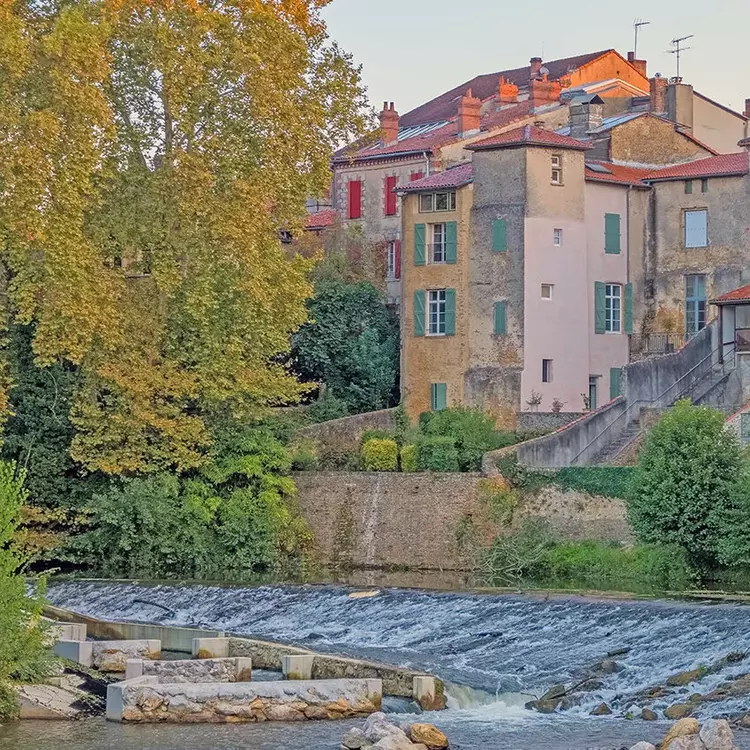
<box><xmin>551</xmin><ymin>398</ymin><xmax>566</xmax><ymax>413</ymax></box>
<box><xmin>581</xmin><ymin>393</ymin><xmax>591</xmax><ymax>411</ymax></box>
<box><xmin>525</xmin><ymin>390</ymin><xmax>543</xmax><ymax>412</ymax></box>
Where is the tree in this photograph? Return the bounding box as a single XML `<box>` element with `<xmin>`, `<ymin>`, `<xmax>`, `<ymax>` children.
<box><xmin>292</xmin><ymin>280</ymin><xmax>399</xmax><ymax>413</ymax></box>
<box><xmin>0</xmin><ymin>0</ymin><xmax>369</xmax><ymax>473</ymax></box>
<box><xmin>628</xmin><ymin>399</ymin><xmax>741</xmax><ymax>567</ymax></box>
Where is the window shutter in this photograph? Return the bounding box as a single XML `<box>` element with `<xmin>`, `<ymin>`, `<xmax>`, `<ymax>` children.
<box><xmin>594</xmin><ymin>281</ymin><xmax>606</xmax><ymax>334</ymax></box>
<box><xmin>384</xmin><ymin>175</ymin><xmax>398</xmax><ymax>216</ymax></box>
<box><xmin>410</xmin><ymin>171</ymin><xmax>424</xmax><ymax>182</ymax></box>
<box><xmin>413</xmin><ymin>290</ymin><xmax>425</xmax><ymax>336</ymax></box>
<box><xmin>414</xmin><ymin>223</ymin><xmax>426</xmax><ymax>265</ymax></box>
<box><xmin>445</xmin><ymin>221</ymin><xmax>457</xmax><ymax>263</ymax></box>
<box><xmin>685</xmin><ymin>180</ymin><xmax>693</xmax><ymax>194</ymax></box>
<box><xmin>431</xmin><ymin>383</ymin><xmax>447</xmax><ymax>411</ymax></box>
<box><xmin>494</xmin><ymin>301</ymin><xmax>507</xmax><ymax>335</ymax></box>
<box><xmin>492</xmin><ymin>218</ymin><xmax>507</xmax><ymax>252</ymax></box>
<box><xmin>394</xmin><ymin>240</ymin><xmax>401</xmax><ymax>280</ymax></box>
<box><xmin>624</xmin><ymin>282</ymin><xmax>633</xmax><ymax>334</ymax></box>
<box><xmin>604</xmin><ymin>213</ymin><xmax>621</xmax><ymax>253</ymax></box>
<box><xmin>445</xmin><ymin>289</ymin><xmax>456</xmax><ymax>336</ymax></box>
<box><xmin>609</xmin><ymin>368</ymin><xmax>622</xmax><ymax>400</ymax></box>
<box><xmin>685</xmin><ymin>210</ymin><xmax>708</xmax><ymax>248</ymax></box>
<box><xmin>348</xmin><ymin>180</ymin><xmax>362</xmax><ymax>219</ymax></box>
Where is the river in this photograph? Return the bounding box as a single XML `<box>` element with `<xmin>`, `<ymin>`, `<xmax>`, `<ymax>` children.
<box><xmin>3</xmin><ymin>580</ymin><xmax>750</xmax><ymax>750</ymax></box>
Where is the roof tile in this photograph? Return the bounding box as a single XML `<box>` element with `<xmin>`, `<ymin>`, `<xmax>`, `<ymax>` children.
<box><xmin>397</xmin><ymin>163</ymin><xmax>473</xmax><ymax>193</ymax></box>
<box><xmin>643</xmin><ymin>152</ymin><xmax>749</xmax><ymax>181</ymax></box>
<box><xmin>304</xmin><ymin>209</ymin><xmax>338</xmax><ymax>230</ymax></box>
<box><xmin>467</xmin><ymin>124</ymin><xmax>591</xmax><ymax>151</ymax></box>
<box><xmin>585</xmin><ymin>161</ymin><xmax>652</xmax><ymax>187</ymax></box>
<box><xmin>711</xmin><ymin>284</ymin><xmax>750</xmax><ymax>304</ymax></box>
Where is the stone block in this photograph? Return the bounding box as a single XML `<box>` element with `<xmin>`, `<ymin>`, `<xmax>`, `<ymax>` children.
<box><xmin>106</xmin><ymin>676</ymin><xmax>159</xmax><ymax>722</ymax></box>
<box><xmin>192</xmin><ymin>636</ymin><xmax>229</xmax><ymax>659</ymax></box>
<box><xmin>125</xmin><ymin>659</ymin><xmax>144</xmax><ymax>680</ymax></box>
<box><xmin>53</xmin><ymin>640</ymin><xmax>93</xmax><ymax>667</ymax></box>
<box><xmin>92</xmin><ymin>640</ymin><xmax>161</xmax><ymax>672</ymax></box>
<box><xmin>45</xmin><ymin>621</ymin><xmax>87</xmax><ymax>644</ymax></box>
<box><xmin>412</xmin><ymin>676</ymin><xmax>441</xmax><ymax>710</ymax></box>
<box><xmin>129</xmin><ymin>656</ymin><xmax>252</xmax><ymax>683</ymax></box>
<box><xmin>282</xmin><ymin>654</ymin><xmax>314</xmax><ymax>680</ymax></box>
<box><xmin>235</xmin><ymin>657</ymin><xmax>253</xmax><ymax>682</ymax></box>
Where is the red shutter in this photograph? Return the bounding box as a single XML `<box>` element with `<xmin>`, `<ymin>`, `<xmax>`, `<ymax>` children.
<box><xmin>385</xmin><ymin>175</ymin><xmax>398</xmax><ymax>216</ymax></box>
<box><xmin>394</xmin><ymin>240</ymin><xmax>401</xmax><ymax>279</ymax></box>
<box><xmin>348</xmin><ymin>180</ymin><xmax>362</xmax><ymax>219</ymax></box>
<box><xmin>410</xmin><ymin>171</ymin><xmax>424</xmax><ymax>182</ymax></box>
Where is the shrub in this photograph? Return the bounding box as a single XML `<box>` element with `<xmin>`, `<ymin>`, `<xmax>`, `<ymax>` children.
<box><xmin>417</xmin><ymin>436</ymin><xmax>460</xmax><ymax>472</ymax></box>
<box><xmin>628</xmin><ymin>400</ymin><xmax>741</xmax><ymax>567</ymax></box>
<box><xmin>289</xmin><ymin>439</ymin><xmax>320</xmax><ymax>471</ymax></box>
<box><xmin>308</xmin><ymin>392</ymin><xmax>349</xmax><ymax>423</ymax></box>
<box><xmin>552</xmin><ymin>467</ymin><xmax>637</xmax><ymax>500</ymax></box>
<box><xmin>360</xmin><ymin>429</ymin><xmax>394</xmax><ymax>446</ymax></box>
<box><xmin>361</xmin><ymin>439</ymin><xmax>398</xmax><ymax>471</ymax></box>
<box><xmin>494</xmin><ymin>452</ymin><xmax>549</xmax><ymax>493</ymax></box>
<box><xmin>0</xmin><ymin>681</ymin><xmax>19</xmax><ymax>723</ymax></box>
<box><xmin>477</xmin><ymin>478</ymin><xmax>518</xmax><ymax>525</ymax></box>
<box><xmin>400</xmin><ymin>444</ymin><xmax>418</xmax><ymax>473</ymax></box>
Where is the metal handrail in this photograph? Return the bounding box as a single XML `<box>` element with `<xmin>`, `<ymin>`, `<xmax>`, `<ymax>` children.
<box><xmin>569</xmin><ymin>343</ymin><xmax>736</xmax><ymax>466</ymax></box>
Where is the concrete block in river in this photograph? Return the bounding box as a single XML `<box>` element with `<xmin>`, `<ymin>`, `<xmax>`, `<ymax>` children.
<box><xmin>53</xmin><ymin>640</ymin><xmax>93</xmax><ymax>667</ymax></box>
<box><xmin>126</xmin><ymin>656</ymin><xmax>252</xmax><ymax>683</ymax></box>
<box><xmin>282</xmin><ymin>654</ymin><xmax>314</xmax><ymax>680</ymax></box>
<box><xmin>192</xmin><ymin>636</ymin><xmax>229</xmax><ymax>659</ymax></box>
<box><xmin>92</xmin><ymin>640</ymin><xmax>161</xmax><ymax>672</ymax></box>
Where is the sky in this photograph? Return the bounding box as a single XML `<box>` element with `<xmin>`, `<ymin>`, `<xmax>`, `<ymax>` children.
<box><xmin>322</xmin><ymin>0</ymin><xmax>750</xmax><ymax>119</ymax></box>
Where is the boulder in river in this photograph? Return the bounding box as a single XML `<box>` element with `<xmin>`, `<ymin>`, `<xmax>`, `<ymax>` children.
<box><xmin>590</xmin><ymin>702</ymin><xmax>612</xmax><ymax>716</ymax></box>
<box><xmin>349</xmin><ymin>713</ymin><xmax>449</xmax><ymax>750</ymax></box>
<box><xmin>667</xmin><ymin>668</ymin><xmax>705</xmax><ymax>687</ymax></box>
<box><xmin>664</xmin><ymin>702</ymin><xmax>694</xmax><ymax>720</ymax></box>
<box><xmin>641</xmin><ymin>708</ymin><xmax>658</xmax><ymax>721</ymax></box>
<box><xmin>661</xmin><ymin>718</ymin><xmax>700</xmax><ymax>749</ymax></box>
<box><xmin>407</xmin><ymin>723</ymin><xmax>449</xmax><ymax>748</ymax></box>
<box><xmin>698</xmin><ymin>718</ymin><xmax>738</xmax><ymax>750</ymax></box>
<box><xmin>629</xmin><ymin>743</ymin><xmax>656</xmax><ymax>750</ymax></box>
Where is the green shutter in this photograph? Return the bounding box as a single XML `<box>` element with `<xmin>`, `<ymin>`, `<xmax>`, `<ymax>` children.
<box><xmin>492</xmin><ymin>218</ymin><xmax>507</xmax><ymax>252</ymax></box>
<box><xmin>445</xmin><ymin>289</ymin><xmax>456</xmax><ymax>336</ymax></box>
<box><xmin>604</xmin><ymin>213</ymin><xmax>621</xmax><ymax>254</ymax></box>
<box><xmin>610</xmin><ymin>367</ymin><xmax>622</xmax><ymax>400</ymax></box>
<box><xmin>594</xmin><ymin>281</ymin><xmax>606</xmax><ymax>334</ymax></box>
<box><xmin>685</xmin><ymin>180</ymin><xmax>693</xmax><ymax>194</ymax></box>
<box><xmin>494</xmin><ymin>301</ymin><xmax>507</xmax><ymax>335</ymax></box>
<box><xmin>414</xmin><ymin>290</ymin><xmax>425</xmax><ymax>337</ymax></box>
<box><xmin>624</xmin><ymin>282</ymin><xmax>633</xmax><ymax>334</ymax></box>
<box><xmin>431</xmin><ymin>383</ymin><xmax>447</xmax><ymax>411</ymax></box>
<box><xmin>414</xmin><ymin>223</ymin><xmax>426</xmax><ymax>266</ymax></box>
<box><xmin>445</xmin><ymin>221</ymin><xmax>457</xmax><ymax>263</ymax></box>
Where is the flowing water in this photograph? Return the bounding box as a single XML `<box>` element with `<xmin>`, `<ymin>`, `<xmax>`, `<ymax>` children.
<box><xmin>5</xmin><ymin>580</ymin><xmax>750</xmax><ymax>750</ymax></box>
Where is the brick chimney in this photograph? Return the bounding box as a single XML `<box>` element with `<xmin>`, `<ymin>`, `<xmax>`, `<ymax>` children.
<box><xmin>530</xmin><ymin>75</ymin><xmax>561</xmax><ymax>109</ymax></box>
<box><xmin>530</xmin><ymin>56</ymin><xmax>543</xmax><ymax>80</ymax></box>
<box><xmin>458</xmin><ymin>88</ymin><xmax>481</xmax><ymax>136</ymax></box>
<box><xmin>498</xmin><ymin>76</ymin><xmax>519</xmax><ymax>104</ymax></box>
<box><xmin>627</xmin><ymin>51</ymin><xmax>648</xmax><ymax>78</ymax></box>
<box><xmin>649</xmin><ymin>75</ymin><xmax>667</xmax><ymax>114</ymax></box>
<box><xmin>379</xmin><ymin>101</ymin><xmax>399</xmax><ymax>145</ymax></box>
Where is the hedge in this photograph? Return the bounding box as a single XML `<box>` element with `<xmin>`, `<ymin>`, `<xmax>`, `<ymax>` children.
<box><xmin>551</xmin><ymin>466</ymin><xmax>637</xmax><ymax>500</ymax></box>
<box><xmin>400</xmin><ymin>444</ymin><xmax>418</xmax><ymax>472</ymax></box>
<box><xmin>361</xmin><ymin>438</ymin><xmax>398</xmax><ymax>471</ymax></box>
<box><xmin>417</xmin><ymin>436</ymin><xmax>460</xmax><ymax>472</ymax></box>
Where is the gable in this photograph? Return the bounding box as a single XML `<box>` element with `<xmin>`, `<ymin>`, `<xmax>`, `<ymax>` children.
<box><xmin>566</xmin><ymin>50</ymin><xmax>649</xmax><ymax>93</ymax></box>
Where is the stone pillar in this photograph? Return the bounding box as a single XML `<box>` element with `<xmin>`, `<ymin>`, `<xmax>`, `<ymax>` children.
<box><xmin>125</xmin><ymin>659</ymin><xmax>144</xmax><ymax>680</ymax></box>
<box><xmin>413</xmin><ymin>675</ymin><xmax>441</xmax><ymax>710</ymax></box>
<box><xmin>282</xmin><ymin>655</ymin><xmax>314</xmax><ymax>680</ymax></box>
<box><xmin>234</xmin><ymin>657</ymin><xmax>253</xmax><ymax>682</ymax></box>
<box><xmin>53</xmin><ymin>640</ymin><xmax>93</xmax><ymax>667</ymax></box>
<box><xmin>192</xmin><ymin>637</ymin><xmax>229</xmax><ymax>659</ymax></box>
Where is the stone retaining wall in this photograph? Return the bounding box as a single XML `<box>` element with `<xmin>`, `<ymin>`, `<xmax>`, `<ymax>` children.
<box><xmin>295</xmin><ymin>408</ymin><xmax>397</xmax><ymax>453</ymax></box>
<box><xmin>517</xmin><ymin>412</ymin><xmax>586</xmax><ymax>432</ymax></box>
<box><xmin>107</xmin><ymin>676</ymin><xmax>382</xmax><ymax>723</ymax></box>
<box><xmin>126</xmin><ymin>657</ymin><xmax>252</xmax><ymax>683</ymax></box>
<box><xmin>93</xmin><ymin>640</ymin><xmax>161</xmax><ymax>672</ymax></box>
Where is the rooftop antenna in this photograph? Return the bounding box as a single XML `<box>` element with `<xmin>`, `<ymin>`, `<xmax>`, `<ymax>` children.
<box><xmin>667</xmin><ymin>34</ymin><xmax>694</xmax><ymax>80</ymax></box>
<box><xmin>633</xmin><ymin>19</ymin><xmax>650</xmax><ymax>59</ymax></box>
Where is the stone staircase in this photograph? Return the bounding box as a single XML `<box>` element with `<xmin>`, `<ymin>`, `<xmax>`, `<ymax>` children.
<box><xmin>590</xmin><ymin>419</ymin><xmax>642</xmax><ymax>466</ymax></box>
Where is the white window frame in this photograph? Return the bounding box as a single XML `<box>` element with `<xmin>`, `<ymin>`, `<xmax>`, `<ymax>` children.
<box><xmin>605</xmin><ymin>283</ymin><xmax>622</xmax><ymax>333</ymax></box>
<box><xmin>553</xmin><ymin>228</ymin><xmax>563</xmax><ymax>247</ymax></box>
<box><xmin>542</xmin><ymin>359</ymin><xmax>553</xmax><ymax>383</ymax></box>
<box><xmin>418</xmin><ymin>191</ymin><xmax>456</xmax><ymax>213</ymax></box>
<box><xmin>430</xmin><ymin>223</ymin><xmax>446</xmax><ymax>264</ymax></box>
<box><xmin>386</xmin><ymin>240</ymin><xmax>397</xmax><ymax>280</ymax></box>
<box><xmin>684</xmin><ymin>209</ymin><xmax>708</xmax><ymax>248</ymax></box>
<box><xmin>541</xmin><ymin>283</ymin><xmax>554</xmax><ymax>299</ymax></box>
<box><xmin>427</xmin><ymin>289</ymin><xmax>447</xmax><ymax>336</ymax></box>
<box><xmin>551</xmin><ymin>154</ymin><xmax>563</xmax><ymax>185</ymax></box>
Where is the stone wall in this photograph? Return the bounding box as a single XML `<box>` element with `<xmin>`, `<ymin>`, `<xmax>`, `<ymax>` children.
<box><xmin>92</xmin><ymin>639</ymin><xmax>161</xmax><ymax>672</ymax></box>
<box><xmin>295</xmin><ymin>409</ymin><xmax>396</xmax><ymax>453</ymax></box>
<box><xmin>126</xmin><ymin>657</ymin><xmax>252</xmax><ymax>684</ymax></box>
<box><xmin>107</xmin><ymin>676</ymin><xmax>382</xmax><ymax>723</ymax></box>
<box><xmin>517</xmin><ymin>412</ymin><xmax>586</xmax><ymax>432</ymax></box>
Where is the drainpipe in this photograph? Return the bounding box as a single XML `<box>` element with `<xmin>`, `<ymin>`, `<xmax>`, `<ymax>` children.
<box><xmin>626</xmin><ymin>186</ymin><xmax>631</xmax><ymax>362</ymax></box>
<box><xmin>423</xmin><ymin>151</ymin><xmax>431</xmax><ymax>177</ymax></box>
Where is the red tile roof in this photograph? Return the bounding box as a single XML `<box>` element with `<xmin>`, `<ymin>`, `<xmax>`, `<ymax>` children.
<box><xmin>585</xmin><ymin>161</ymin><xmax>652</xmax><ymax>187</ymax></box>
<box><xmin>397</xmin><ymin>163</ymin><xmax>473</xmax><ymax>193</ymax></box>
<box><xmin>400</xmin><ymin>50</ymin><xmax>613</xmax><ymax>127</ymax></box>
<box><xmin>643</xmin><ymin>151</ymin><xmax>749</xmax><ymax>181</ymax></box>
<box><xmin>467</xmin><ymin>124</ymin><xmax>591</xmax><ymax>151</ymax></box>
<box><xmin>711</xmin><ymin>284</ymin><xmax>750</xmax><ymax>305</ymax></box>
<box><xmin>304</xmin><ymin>209</ymin><xmax>338</xmax><ymax>230</ymax></box>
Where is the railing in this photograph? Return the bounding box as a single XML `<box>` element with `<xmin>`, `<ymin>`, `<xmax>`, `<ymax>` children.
<box><xmin>631</xmin><ymin>332</ymin><xmax>691</xmax><ymax>356</ymax></box>
<box><xmin>569</xmin><ymin>343</ymin><xmax>736</xmax><ymax>466</ymax></box>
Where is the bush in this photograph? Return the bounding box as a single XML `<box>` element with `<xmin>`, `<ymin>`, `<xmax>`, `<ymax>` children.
<box><xmin>400</xmin><ymin>444</ymin><xmax>418</xmax><ymax>473</ymax></box>
<box><xmin>417</xmin><ymin>436</ymin><xmax>460</xmax><ymax>472</ymax></box>
<box><xmin>360</xmin><ymin>429</ymin><xmax>394</xmax><ymax>446</ymax></box>
<box><xmin>0</xmin><ymin>681</ymin><xmax>19</xmax><ymax>723</ymax></box>
<box><xmin>361</xmin><ymin>439</ymin><xmax>398</xmax><ymax>471</ymax></box>
<box><xmin>289</xmin><ymin>439</ymin><xmax>320</xmax><ymax>471</ymax></box>
<box><xmin>552</xmin><ymin>467</ymin><xmax>637</xmax><ymax>500</ymax></box>
<box><xmin>629</xmin><ymin>400</ymin><xmax>741</xmax><ymax>567</ymax></box>
<box><xmin>308</xmin><ymin>392</ymin><xmax>349</xmax><ymax>423</ymax></box>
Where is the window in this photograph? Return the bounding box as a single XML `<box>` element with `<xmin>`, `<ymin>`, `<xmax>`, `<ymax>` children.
<box><xmin>542</xmin><ymin>359</ymin><xmax>553</xmax><ymax>383</ymax></box>
<box><xmin>419</xmin><ymin>191</ymin><xmax>456</xmax><ymax>213</ymax></box>
<box><xmin>605</xmin><ymin>283</ymin><xmax>622</xmax><ymax>333</ymax></box>
<box><xmin>384</xmin><ymin>175</ymin><xmax>398</xmax><ymax>216</ymax></box>
<box><xmin>419</xmin><ymin>194</ymin><xmax>433</xmax><ymax>212</ymax></box>
<box><xmin>685</xmin><ymin>180</ymin><xmax>693</xmax><ymax>194</ymax></box>
<box><xmin>386</xmin><ymin>240</ymin><xmax>401</xmax><ymax>280</ymax></box>
<box><xmin>685</xmin><ymin>274</ymin><xmax>707</xmax><ymax>335</ymax></box>
<box><xmin>701</xmin><ymin>178</ymin><xmax>709</xmax><ymax>193</ymax></box>
<box><xmin>347</xmin><ymin>180</ymin><xmax>362</xmax><ymax>219</ymax></box>
<box><xmin>428</xmin><ymin>289</ymin><xmax>447</xmax><ymax>335</ymax></box>
<box><xmin>541</xmin><ymin>283</ymin><xmax>554</xmax><ymax>299</ymax></box>
<box><xmin>431</xmin><ymin>383</ymin><xmax>447</xmax><ymax>411</ymax></box>
<box><xmin>551</xmin><ymin>154</ymin><xmax>563</xmax><ymax>184</ymax></box>
<box><xmin>430</xmin><ymin>224</ymin><xmax>446</xmax><ymax>263</ymax></box>
<box><xmin>553</xmin><ymin>228</ymin><xmax>563</xmax><ymax>247</ymax></box>
<box><xmin>588</xmin><ymin>376</ymin><xmax>598</xmax><ymax>410</ymax></box>
<box><xmin>684</xmin><ymin>209</ymin><xmax>708</xmax><ymax>248</ymax></box>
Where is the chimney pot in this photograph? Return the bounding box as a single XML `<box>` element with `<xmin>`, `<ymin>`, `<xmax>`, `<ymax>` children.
<box><xmin>627</xmin><ymin>51</ymin><xmax>648</xmax><ymax>78</ymax></box>
<box><xmin>379</xmin><ymin>101</ymin><xmax>400</xmax><ymax>145</ymax></box>
<box><xmin>498</xmin><ymin>76</ymin><xmax>519</xmax><ymax>104</ymax></box>
<box><xmin>530</xmin><ymin>57</ymin><xmax>543</xmax><ymax>79</ymax></box>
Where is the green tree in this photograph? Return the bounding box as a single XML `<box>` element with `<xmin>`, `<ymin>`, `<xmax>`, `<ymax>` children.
<box><xmin>292</xmin><ymin>280</ymin><xmax>399</xmax><ymax>413</ymax></box>
<box><xmin>628</xmin><ymin>399</ymin><xmax>741</xmax><ymax>566</ymax></box>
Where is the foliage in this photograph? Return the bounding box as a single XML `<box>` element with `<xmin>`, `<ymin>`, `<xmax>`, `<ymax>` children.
<box><xmin>479</xmin><ymin>519</ymin><xmax>555</xmax><ymax>582</ymax></box>
<box><xmin>0</xmin><ymin>461</ymin><xmax>52</xmax><ymax>720</ymax></box>
<box><xmin>477</xmin><ymin>478</ymin><xmax>518</xmax><ymax>525</ymax></box>
<box><xmin>417</xmin><ymin>436</ymin><xmax>460</xmax><ymax>472</ymax></box>
<box><xmin>629</xmin><ymin>400</ymin><xmax>741</xmax><ymax>566</ymax></box>
<box><xmin>0</xmin><ymin>0</ymin><xmax>369</xmax><ymax>473</ymax></box>
<box><xmin>308</xmin><ymin>392</ymin><xmax>349</xmax><ymax>423</ymax></box>
<box><xmin>361</xmin><ymin>439</ymin><xmax>398</xmax><ymax>472</ymax></box>
<box><xmin>494</xmin><ymin>453</ymin><xmax>549</xmax><ymax>493</ymax></box>
<box><xmin>289</xmin><ymin>438</ymin><xmax>320</xmax><ymax>472</ymax></box>
<box><xmin>360</xmin><ymin>429</ymin><xmax>395</xmax><ymax>446</ymax></box>
<box><xmin>400</xmin><ymin>444</ymin><xmax>418</xmax><ymax>473</ymax></box>
<box><xmin>292</xmin><ymin>280</ymin><xmax>399</xmax><ymax>414</ymax></box>
<box><xmin>552</xmin><ymin>467</ymin><xmax>637</xmax><ymax>500</ymax></box>
<box><xmin>715</xmin><ymin>468</ymin><xmax>750</xmax><ymax>568</ymax></box>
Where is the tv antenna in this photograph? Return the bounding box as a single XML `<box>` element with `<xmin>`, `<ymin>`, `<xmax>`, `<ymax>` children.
<box><xmin>667</xmin><ymin>35</ymin><xmax>694</xmax><ymax>80</ymax></box>
<box><xmin>633</xmin><ymin>19</ymin><xmax>650</xmax><ymax>59</ymax></box>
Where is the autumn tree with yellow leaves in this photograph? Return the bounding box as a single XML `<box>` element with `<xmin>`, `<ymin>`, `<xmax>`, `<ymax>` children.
<box><xmin>0</xmin><ymin>0</ymin><xmax>369</xmax><ymax>474</ymax></box>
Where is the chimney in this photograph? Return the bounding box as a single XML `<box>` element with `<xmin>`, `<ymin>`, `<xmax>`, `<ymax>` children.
<box><xmin>627</xmin><ymin>51</ymin><xmax>648</xmax><ymax>78</ymax></box>
<box><xmin>744</xmin><ymin>98</ymin><xmax>750</xmax><ymax>119</ymax></box>
<box><xmin>530</xmin><ymin>75</ymin><xmax>561</xmax><ymax>109</ymax></box>
<box><xmin>458</xmin><ymin>88</ymin><xmax>481</xmax><ymax>136</ymax></box>
<box><xmin>379</xmin><ymin>101</ymin><xmax>399</xmax><ymax>145</ymax></box>
<box><xmin>498</xmin><ymin>76</ymin><xmax>519</xmax><ymax>104</ymax></box>
<box><xmin>569</xmin><ymin>99</ymin><xmax>603</xmax><ymax>139</ymax></box>
<box><xmin>530</xmin><ymin>56</ymin><xmax>543</xmax><ymax>80</ymax></box>
<box><xmin>649</xmin><ymin>75</ymin><xmax>667</xmax><ymax>114</ymax></box>
<box><xmin>666</xmin><ymin>80</ymin><xmax>694</xmax><ymax>132</ymax></box>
